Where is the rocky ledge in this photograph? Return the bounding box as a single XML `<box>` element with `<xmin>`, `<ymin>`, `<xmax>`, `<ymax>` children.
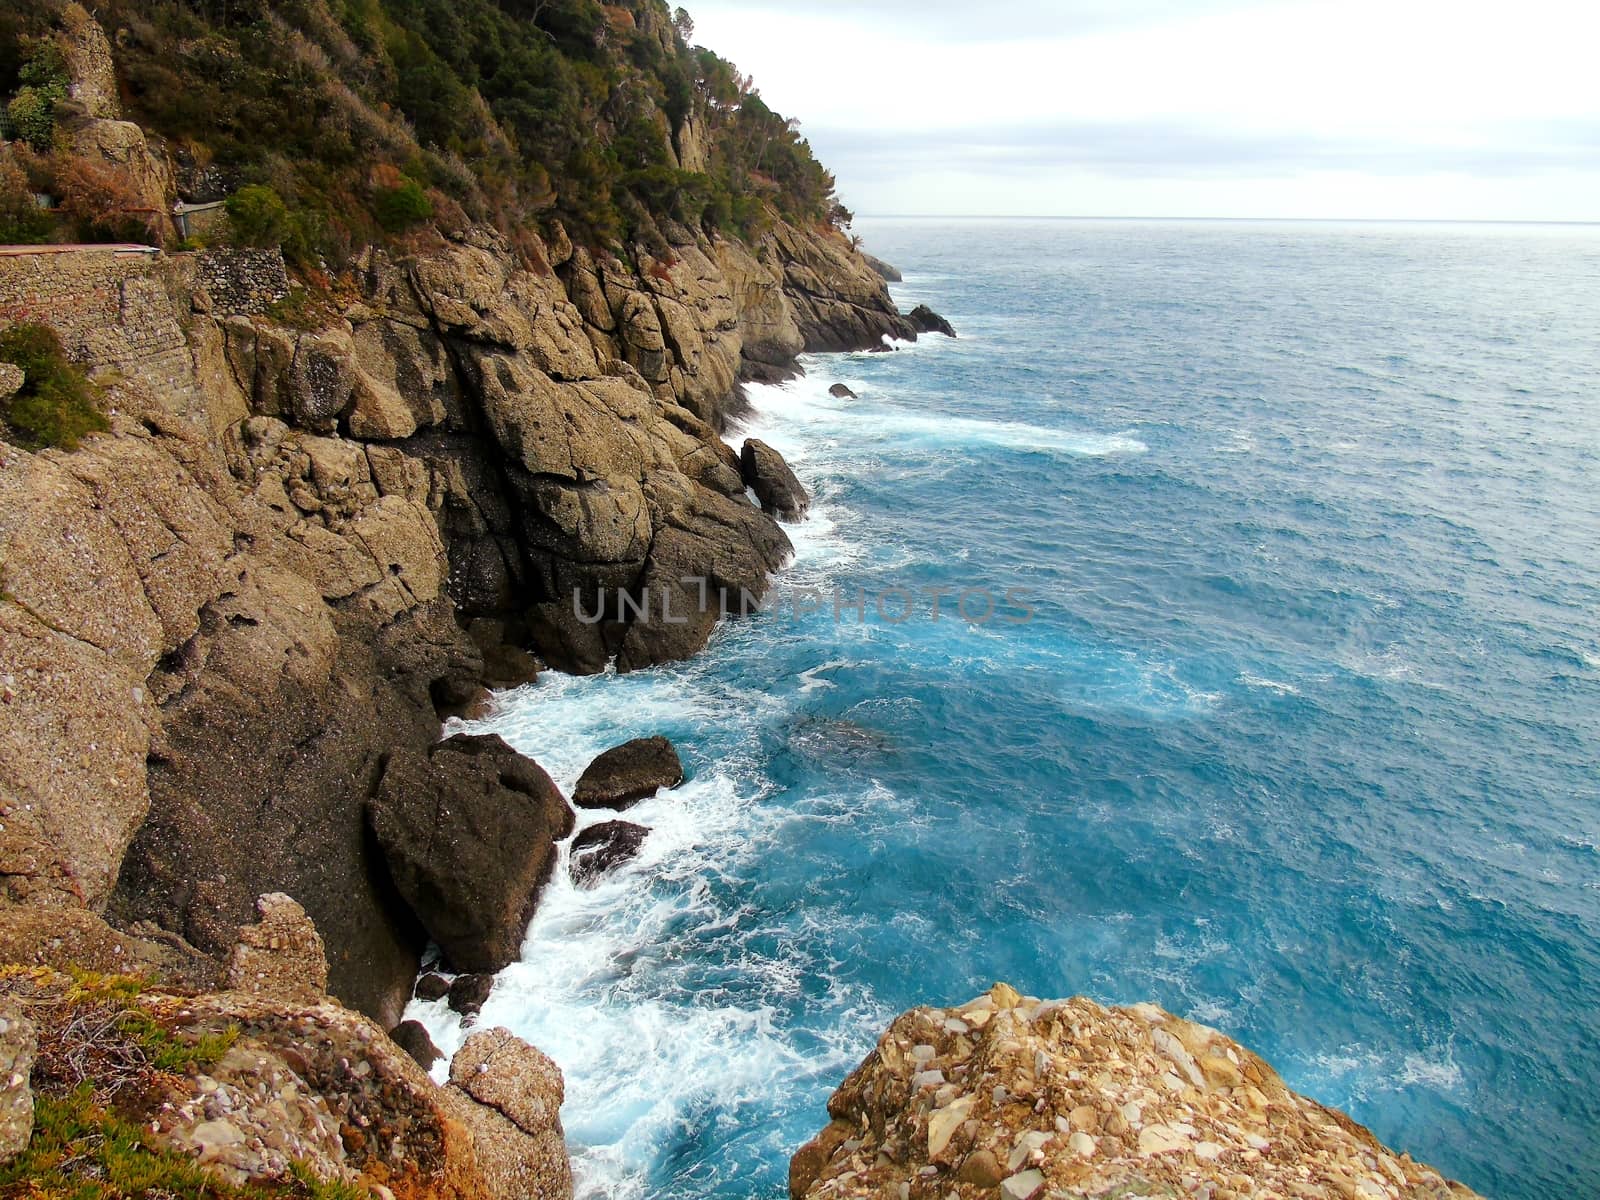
<box><xmin>791</xmin><ymin>985</ymin><xmax>1482</xmax><ymax>1200</ymax></box>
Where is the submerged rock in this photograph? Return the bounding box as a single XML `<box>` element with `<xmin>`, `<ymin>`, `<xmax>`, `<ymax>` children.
<box><xmin>790</xmin><ymin>984</ymin><xmax>1484</xmax><ymax>1200</ymax></box>
<box><xmin>573</xmin><ymin>736</ymin><xmax>684</xmax><ymax>811</ymax></box>
<box><xmin>414</xmin><ymin>973</ymin><xmax>451</xmax><ymax>1003</ymax></box>
<box><xmin>569</xmin><ymin>821</ymin><xmax>649</xmax><ymax>886</ymax></box>
<box><xmin>368</xmin><ymin>734</ymin><xmax>573</xmax><ymax>974</ymax></box>
<box><xmin>448</xmin><ymin>973</ymin><xmax>495</xmax><ymax>1018</ymax></box>
<box><xmin>907</xmin><ymin>303</ymin><xmax>957</xmax><ymax>338</ymax></box>
<box><xmin>828</xmin><ymin>383</ymin><xmax>858</xmax><ymax>399</ymax></box>
<box><xmin>740</xmin><ymin>438</ymin><xmax>810</xmax><ymax>523</ymax></box>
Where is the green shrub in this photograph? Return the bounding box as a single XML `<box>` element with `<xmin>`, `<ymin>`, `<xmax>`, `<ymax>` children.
<box><xmin>372</xmin><ymin>175</ymin><xmax>432</xmax><ymax>232</ymax></box>
<box><xmin>0</xmin><ymin>323</ymin><xmax>108</xmax><ymax>451</ymax></box>
<box><xmin>4</xmin><ymin>39</ymin><xmax>68</xmax><ymax>151</ymax></box>
<box><xmin>226</xmin><ymin>182</ymin><xmax>292</xmax><ymax>248</ymax></box>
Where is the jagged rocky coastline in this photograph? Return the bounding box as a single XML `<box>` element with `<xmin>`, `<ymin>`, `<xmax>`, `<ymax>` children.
<box><xmin>0</xmin><ymin>8</ymin><xmax>1485</xmax><ymax>1199</ymax></box>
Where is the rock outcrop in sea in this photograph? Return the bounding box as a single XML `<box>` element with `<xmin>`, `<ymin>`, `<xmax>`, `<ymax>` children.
<box><xmin>791</xmin><ymin>985</ymin><xmax>1483</xmax><ymax>1200</ymax></box>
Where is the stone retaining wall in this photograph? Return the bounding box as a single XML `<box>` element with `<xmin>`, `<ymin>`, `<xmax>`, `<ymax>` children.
<box><xmin>0</xmin><ymin>246</ymin><xmax>198</xmax><ymax>402</ymax></box>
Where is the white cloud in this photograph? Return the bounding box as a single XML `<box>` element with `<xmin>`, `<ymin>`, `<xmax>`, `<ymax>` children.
<box><xmin>685</xmin><ymin>0</ymin><xmax>1600</xmax><ymax>220</ymax></box>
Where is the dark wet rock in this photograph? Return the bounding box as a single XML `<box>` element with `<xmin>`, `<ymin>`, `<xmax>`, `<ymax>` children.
<box><xmin>448</xmin><ymin>972</ymin><xmax>494</xmax><ymax>1017</ymax></box>
<box><xmin>573</xmin><ymin>736</ymin><xmax>685</xmax><ymax>811</ymax></box>
<box><xmin>740</xmin><ymin>438</ymin><xmax>810</xmax><ymax>523</ymax></box>
<box><xmin>390</xmin><ymin>1019</ymin><xmax>442</xmax><ymax>1071</ymax></box>
<box><xmin>907</xmin><ymin>304</ymin><xmax>956</xmax><ymax>338</ymax></box>
<box><xmin>368</xmin><ymin>734</ymin><xmax>573</xmax><ymax>974</ymax></box>
<box><xmin>414</xmin><ymin>973</ymin><xmax>451</xmax><ymax>1003</ymax></box>
<box><xmin>569</xmin><ymin>821</ymin><xmax>649</xmax><ymax>887</ymax></box>
<box><xmin>828</xmin><ymin>383</ymin><xmax>857</xmax><ymax>399</ymax></box>
<box><xmin>861</xmin><ymin>252</ymin><xmax>902</xmax><ymax>283</ymax></box>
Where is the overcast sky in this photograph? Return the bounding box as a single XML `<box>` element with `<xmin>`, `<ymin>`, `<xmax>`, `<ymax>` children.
<box><xmin>685</xmin><ymin>0</ymin><xmax>1600</xmax><ymax>221</ymax></box>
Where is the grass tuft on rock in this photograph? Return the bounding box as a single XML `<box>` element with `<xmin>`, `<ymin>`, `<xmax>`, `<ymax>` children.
<box><xmin>0</xmin><ymin>323</ymin><xmax>108</xmax><ymax>451</ymax></box>
<box><xmin>0</xmin><ymin>1086</ymin><xmax>367</xmax><ymax>1200</ymax></box>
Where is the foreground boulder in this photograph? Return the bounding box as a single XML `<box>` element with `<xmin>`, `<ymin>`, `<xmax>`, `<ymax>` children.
<box><xmin>791</xmin><ymin>984</ymin><xmax>1483</xmax><ymax>1200</ymax></box>
<box><xmin>907</xmin><ymin>304</ymin><xmax>957</xmax><ymax>338</ymax></box>
<box><xmin>740</xmin><ymin>438</ymin><xmax>811</xmax><ymax>522</ymax></box>
<box><xmin>368</xmin><ymin>734</ymin><xmax>574</xmax><ymax>974</ymax></box>
<box><xmin>569</xmin><ymin>821</ymin><xmax>650</xmax><ymax>886</ymax></box>
<box><xmin>444</xmin><ymin>1028</ymin><xmax>572</xmax><ymax>1200</ymax></box>
<box><xmin>573</xmin><ymin>736</ymin><xmax>684</xmax><ymax>811</ymax></box>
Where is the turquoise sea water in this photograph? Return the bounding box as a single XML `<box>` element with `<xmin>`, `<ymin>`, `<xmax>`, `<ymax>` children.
<box><xmin>415</xmin><ymin>219</ymin><xmax>1600</xmax><ymax>1200</ymax></box>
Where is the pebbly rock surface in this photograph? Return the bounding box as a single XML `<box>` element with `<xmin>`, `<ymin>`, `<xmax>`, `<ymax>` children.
<box><xmin>224</xmin><ymin>892</ymin><xmax>329</xmax><ymax>1004</ymax></box>
<box><xmin>791</xmin><ymin>984</ymin><xmax>1483</xmax><ymax>1200</ymax></box>
<box><xmin>569</xmin><ymin>821</ymin><xmax>650</xmax><ymax>886</ymax></box>
<box><xmin>368</xmin><ymin>734</ymin><xmax>573</xmax><ymax>975</ymax></box>
<box><xmin>0</xmin><ymin>363</ymin><xmax>21</xmax><ymax>403</ymax></box>
<box><xmin>444</xmin><ymin>1028</ymin><xmax>572</xmax><ymax>1200</ymax></box>
<box><xmin>573</xmin><ymin>735</ymin><xmax>685</xmax><ymax>810</ymax></box>
<box><xmin>741</xmin><ymin>438</ymin><xmax>811</xmax><ymax>522</ymax></box>
<box><xmin>0</xmin><ymin>1003</ymin><xmax>34</xmax><ymax>1164</ymax></box>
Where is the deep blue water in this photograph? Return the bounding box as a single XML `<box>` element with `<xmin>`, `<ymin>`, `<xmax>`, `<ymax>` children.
<box><xmin>416</xmin><ymin>219</ymin><xmax>1600</xmax><ymax>1200</ymax></box>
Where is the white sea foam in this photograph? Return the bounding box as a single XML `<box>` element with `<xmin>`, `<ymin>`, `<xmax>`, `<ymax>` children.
<box><xmin>1238</xmin><ymin>672</ymin><xmax>1302</xmax><ymax>696</ymax></box>
<box><xmin>735</xmin><ymin>373</ymin><xmax>1148</xmax><ymax>462</ymax></box>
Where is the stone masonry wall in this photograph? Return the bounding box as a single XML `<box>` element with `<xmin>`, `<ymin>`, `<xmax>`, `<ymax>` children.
<box><xmin>0</xmin><ymin>247</ymin><xmax>199</xmax><ymax>404</ymax></box>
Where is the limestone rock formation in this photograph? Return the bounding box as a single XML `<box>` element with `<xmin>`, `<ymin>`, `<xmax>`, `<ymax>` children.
<box><xmin>225</xmin><ymin>892</ymin><xmax>330</xmax><ymax>1003</ymax></box>
<box><xmin>0</xmin><ymin>960</ymin><xmax>568</xmax><ymax>1199</ymax></box>
<box><xmin>861</xmin><ymin>252</ymin><xmax>903</xmax><ymax>283</ymax></box>
<box><xmin>742</xmin><ymin>438</ymin><xmax>811</xmax><ymax>522</ymax></box>
<box><xmin>569</xmin><ymin>821</ymin><xmax>650</xmax><ymax>886</ymax></box>
<box><xmin>573</xmin><ymin>736</ymin><xmax>685</xmax><ymax>811</ymax></box>
<box><xmin>368</xmin><ymin>734</ymin><xmax>574</xmax><ymax>975</ymax></box>
<box><xmin>791</xmin><ymin>985</ymin><xmax>1483</xmax><ymax>1200</ymax></box>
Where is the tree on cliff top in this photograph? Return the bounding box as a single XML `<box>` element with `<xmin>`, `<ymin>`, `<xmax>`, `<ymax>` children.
<box><xmin>13</xmin><ymin>0</ymin><xmax>852</xmax><ymax>260</ymax></box>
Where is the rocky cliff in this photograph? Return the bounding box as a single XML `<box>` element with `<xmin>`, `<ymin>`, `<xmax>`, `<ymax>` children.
<box><xmin>790</xmin><ymin>985</ymin><xmax>1483</xmax><ymax>1200</ymax></box>
<box><xmin>0</xmin><ymin>5</ymin><xmax>939</xmax><ymax>1044</ymax></box>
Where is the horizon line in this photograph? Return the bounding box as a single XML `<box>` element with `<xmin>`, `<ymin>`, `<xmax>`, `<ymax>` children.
<box><xmin>853</xmin><ymin>214</ymin><xmax>1600</xmax><ymax>227</ymax></box>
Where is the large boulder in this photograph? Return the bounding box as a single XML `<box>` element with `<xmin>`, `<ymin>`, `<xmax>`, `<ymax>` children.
<box><xmin>907</xmin><ymin>304</ymin><xmax>957</xmax><ymax>338</ymax></box>
<box><xmin>569</xmin><ymin>821</ymin><xmax>649</xmax><ymax>886</ymax></box>
<box><xmin>741</xmin><ymin>438</ymin><xmax>810</xmax><ymax>522</ymax></box>
<box><xmin>790</xmin><ymin>985</ymin><xmax>1485</xmax><ymax>1200</ymax></box>
<box><xmin>368</xmin><ymin>734</ymin><xmax>574</xmax><ymax>974</ymax></box>
<box><xmin>572</xmin><ymin>736</ymin><xmax>684</xmax><ymax>811</ymax></box>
